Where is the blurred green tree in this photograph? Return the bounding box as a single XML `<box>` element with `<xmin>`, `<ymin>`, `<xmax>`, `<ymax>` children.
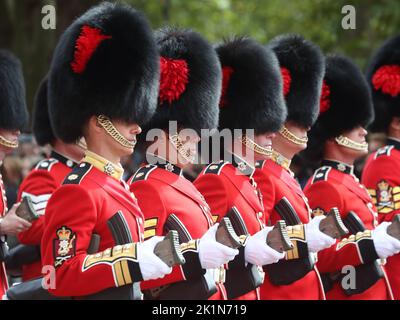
<box><xmin>0</xmin><ymin>0</ymin><xmax>399</xmax><ymax>126</ymax></box>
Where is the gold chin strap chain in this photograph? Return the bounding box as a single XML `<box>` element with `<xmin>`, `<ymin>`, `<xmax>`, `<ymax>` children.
<box><xmin>0</xmin><ymin>135</ymin><xmax>18</xmax><ymax>149</ymax></box>
<box><xmin>335</xmin><ymin>135</ymin><xmax>369</xmax><ymax>152</ymax></box>
<box><xmin>241</xmin><ymin>135</ymin><xmax>272</xmax><ymax>157</ymax></box>
<box><xmin>97</xmin><ymin>115</ymin><xmax>136</xmax><ymax>149</ymax></box>
<box><xmin>169</xmin><ymin>133</ymin><xmax>195</xmax><ymax>163</ymax></box>
<box><xmin>271</xmin><ymin>149</ymin><xmax>291</xmax><ymax>171</ymax></box>
<box><xmin>279</xmin><ymin>126</ymin><xmax>308</xmax><ymax>146</ymax></box>
<box><xmin>77</xmin><ymin>137</ymin><xmax>88</xmax><ymax>151</ymax></box>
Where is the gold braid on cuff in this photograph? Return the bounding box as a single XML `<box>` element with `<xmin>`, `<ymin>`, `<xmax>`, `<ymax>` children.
<box><xmin>0</xmin><ymin>135</ymin><xmax>18</xmax><ymax>149</ymax></box>
<box><xmin>97</xmin><ymin>115</ymin><xmax>136</xmax><ymax>149</ymax></box>
<box><xmin>335</xmin><ymin>135</ymin><xmax>368</xmax><ymax>152</ymax></box>
<box><xmin>169</xmin><ymin>133</ymin><xmax>195</xmax><ymax>163</ymax></box>
<box><xmin>241</xmin><ymin>135</ymin><xmax>272</xmax><ymax>157</ymax></box>
<box><xmin>279</xmin><ymin>126</ymin><xmax>308</xmax><ymax>146</ymax></box>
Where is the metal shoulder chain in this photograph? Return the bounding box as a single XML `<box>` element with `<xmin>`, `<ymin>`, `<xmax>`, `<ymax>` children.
<box><xmin>97</xmin><ymin>115</ymin><xmax>136</xmax><ymax>149</ymax></box>
<box><xmin>0</xmin><ymin>135</ymin><xmax>18</xmax><ymax>149</ymax></box>
<box><xmin>279</xmin><ymin>126</ymin><xmax>308</xmax><ymax>146</ymax></box>
<box><xmin>335</xmin><ymin>135</ymin><xmax>368</xmax><ymax>152</ymax></box>
<box><xmin>241</xmin><ymin>135</ymin><xmax>272</xmax><ymax>157</ymax></box>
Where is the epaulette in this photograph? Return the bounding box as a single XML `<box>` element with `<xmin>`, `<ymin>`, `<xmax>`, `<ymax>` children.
<box><xmin>63</xmin><ymin>162</ymin><xmax>92</xmax><ymax>185</ymax></box>
<box><xmin>203</xmin><ymin>161</ymin><xmax>228</xmax><ymax>175</ymax></box>
<box><xmin>311</xmin><ymin>166</ymin><xmax>331</xmax><ymax>184</ymax></box>
<box><xmin>35</xmin><ymin>158</ymin><xmax>58</xmax><ymax>171</ymax></box>
<box><xmin>255</xmin><ymin>160</ymin><xmax>266</xmax><ymax>169</ymax></box>
<box><xmin>374</xmin><ymin>145</ymin><xmax>394</xmax><ymax>159</ymax></box>
<box><xmin>129</xmin><ymin>165</ymin><xmax>157</xmax><ymax>183</ymax></box>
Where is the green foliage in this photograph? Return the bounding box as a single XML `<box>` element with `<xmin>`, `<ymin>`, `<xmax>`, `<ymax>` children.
<box><xmin>1</xmin><ymin>0</ymin><xmax>399</xmax><ymax>120</ymax></box>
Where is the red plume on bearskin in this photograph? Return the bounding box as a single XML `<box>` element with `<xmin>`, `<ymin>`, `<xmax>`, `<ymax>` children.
<box><xmin>319</xmin><ymin>80</ymin><xmax>331</xmax><ymax>114</ymax></box>
<box><xmin>220</xmin><ymin>66</ymin><xmax>234</xmax><ymax>108</ymax></box>
<box><xmin>372</xmin><ymin>65</ymin><xmax>400</xmax><ymax>97</ymax></box>
<box><xmin>71</xmin><ymin>25</ymin><xmax>112</xmax><ymax>74</ymax></box>
<box><xmin>280</xmin><ymin>67</ymin><xmax>291</xmax><ymax>97</ymax></box>
<box><xmin>159</xmin><ymin>56</ymin><xmax>189</xmax><ymax>104</ymax></box>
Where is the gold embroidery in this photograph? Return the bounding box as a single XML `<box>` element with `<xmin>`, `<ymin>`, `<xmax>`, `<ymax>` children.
<box><xmin>144</xmin><ymin>229</ymin><xmax>156</xmax><ymax>240</ymax></box>
<box><xmin>180</xmin><ymin>240</ymin><xmax>198</xmax><ymax>252</ymax></box>
<box><xmin>336</xmin><ymin>230</ymin><xmax>372</xmax><ymax>250</ymax></box>
<box><xmin>144</xmin><ymin>218</ymin><xmax>158</xmax><ymax>229</ymax></box>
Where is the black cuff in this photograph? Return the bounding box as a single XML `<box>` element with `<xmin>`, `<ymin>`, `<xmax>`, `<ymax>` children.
<box><xmin>180</xmin><ymin>240</ymin><xmax>205</xmax><ymax>280</ymax></box>
<box><xmin>228</xmin><ymin>244</ymin><xmax>246</xmax><ymax>269</ymax></box>
<box><xmin>358</xmin><ymin>238</ymin><xmax>380</xmax><ymax>264</ymax></box>
<box><xmin>127</xmin><ymin>260</ymin><xmax>143</xmax><ymax>282</ymax></box>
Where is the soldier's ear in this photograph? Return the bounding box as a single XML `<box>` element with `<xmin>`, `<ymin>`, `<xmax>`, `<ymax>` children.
<box><xmin>389</xmin><ymin>117</ymin><xmax>400</xmax><ymax>132</ymax></box>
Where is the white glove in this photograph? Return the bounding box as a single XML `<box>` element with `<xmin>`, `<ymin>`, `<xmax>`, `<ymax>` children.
<box><xmin>372</xmin><ymin>222</ymin><xmax>400</xmax><ymax>259</ymax></box>
<box><xmin>245</xmin><ymin>227</ymin><xmax>285</xmax><ymax>266</ymax></box>
<box><xmin>137</xmin><ymin>236</ymin><xmax>172</xmax><ymax>281</ymax></box>
<box><xmin>199</xmin><ymin>223</ymin><xmax>239</xmax><ymax>269</ymax></box>
<box><xmin>305</xmin><ymin>216</ymin><xmax>336</xmax><ymax>253</ymax></box>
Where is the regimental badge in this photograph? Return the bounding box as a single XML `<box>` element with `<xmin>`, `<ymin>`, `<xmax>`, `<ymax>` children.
<box><xmin>238</xmin><ymin>161</ymin><xmax>247</xmax><ymax>172</ymax></box>
<box><xmin>165</xmin><ymin>163</ymin><xmax>174</xmax><ymax>172</ymax></box>
<box><xmin>53</xmin><ymin>226</ymin><xmax>76</xmax><ymax>268</ymax></box>
<box><xmin>376</xmin><ymin>180</ymin><xmax>395</xmax><ymax>213</ymax></box>
<box><xmin>104</xmin><ymin>162</ymin><xmax>115</xmax><ymax>176</ymax></box>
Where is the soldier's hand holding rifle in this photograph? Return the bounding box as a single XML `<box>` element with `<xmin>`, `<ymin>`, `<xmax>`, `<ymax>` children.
<box><xmin>198</xmin><ymin>223</ymin><xmax>239</xmax><ymax>269</ymax></box>
<box><xmin>305</xmin><ymin>215</ymin><xmax>336</xmax><ymax>253</ymax></box>
<box><xmin>0</xmin><ymin>203</ymin><xmax>31</xmax><ymax>236</ymax></box>
<box><xmin>371</xmin><ymin>216</ymin><xmax>400</xmax><ymax>259</ymax></box>
<box><xmin>244</xmin><ymin>226</ymin><xmax>286</xmax><ymax>266</ymax></box>
<box><xmin>137</xmin><ymin>236</ymin><xmax>173</xmax><ymax>281</ymax></box>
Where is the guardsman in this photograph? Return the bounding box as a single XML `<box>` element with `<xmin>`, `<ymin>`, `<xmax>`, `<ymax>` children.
<box><xmin>254</xmin><ymin>34</ymin><xmax>333</xmax><ymax>300</ymax></box>
<box><xmin>14</xmin><ymin>77</ymin><xmax>84</xmax><ymax>281</ymax></box>
<box><xmin>194</xmin><ymin>37</ymin><xmax>287</xmax><ymax>300</ymax></box>
<box><xmin>128</xmin><ymin>27</ymin><xmax>238</xmax><ymax>300</ymax></box>
<box><xmin>362</xmin><ymin>35</ymin><xmax>400</xmax><ymax>299</ymax></box>
<box><xmin>303</xmin><ymin>54</ymin><xmax>398</xmax><ymax>300</ymax></box>
<box><xmin>40</xmin><ymin>2</ymin><xmax>171</xmax><ymax>299</ymax></box>
<box><xmin>0</xmin><ymin>49</ymin><xmax>30</xmax><ymax>297</ymax></box>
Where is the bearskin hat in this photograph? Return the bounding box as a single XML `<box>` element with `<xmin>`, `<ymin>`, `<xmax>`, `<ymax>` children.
<box><xmin>216</xmin><ymin>37</ymin><xmax>286</xmax><ymax>134</ymax></box>
<box><xmin>366</xmin><ymin>35</ymin><xmax>400</xmax><ymax>133</ymax></box>
<box><xmin>0</xmin><ymin>49</ymin><xmax>28</xmax><ymax>131</ymax></box>
<box><xmin>142</xmin><ymin>27</ymin><xmax>221</xmax><ymax>134</ymax></box>
<box><xmin>303</xmin><ymin>54</ymin><xmax>374</xmax><ymax>163</ymax></box>
<box><xmin>32</xmin><ymin>76</ymin><xmax>55</xmax><ymax>146</ymax></box>
<box><xmin>267</xmin><ymin>34</ymin><xmax>325</xmax><ymax>128</ymax></box>
<box><xmin>48</xmin><ymin>2</ymin><xmax>159</xmax><ymax>143</ymax></box>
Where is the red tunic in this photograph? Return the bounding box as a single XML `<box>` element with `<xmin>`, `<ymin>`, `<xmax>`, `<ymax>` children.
<box><xmin>253</xmin><ymin>159</ymin><xmax>325</xmax><ymax>300</ymax></box>
<box><xmin>128</xmin><ymin>155</ymin><xmax>226</xmax><ymax>300</ymax></box>
<box><xmin>0</xmin><ymin>171</ymin><xmax>8</xmax><ymax>297</ymax></box>
<box><xmin>17</xmin><ymin>151</ymin><xmax>75</xmax><ymax>281</ymax></box>
<box><xmin>362</xmin><ymin>139</ymin><xmax>400</xmax><ymax>299</ymax></box>
<box><xmin>41</xmin><ymin>153</ymin><xmax>145</xmax><ymax>298</ymax></box>
<box><xmin>194</xmin><ymin>155</ymin><xmax>265</xmax><ymax>300</ymax></box>
<box><xmin>304</xmin><ymin>160</ymin><xmax>393</xmax><ymax>300</ymax></box>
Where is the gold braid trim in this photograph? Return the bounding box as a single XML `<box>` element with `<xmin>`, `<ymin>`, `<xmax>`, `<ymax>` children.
<box><xmin>279</xmin><ymin>126</ymin><xmax>308</xmax><ymax>146</ymax></box>
<box><xmin>335</xmin><ymin>135</ymin><xmax>368</xmax><ymax>152</ymax></box>
<box><xmin>241</xmin><ymin>135</ymin><xmax>272</xmax><ymax>157</ymax></box>
<box><xmin>97</xmin><ymin>115</ymin><xmax>136</xmax><ymax>149</ymax></box>
<box><xmin>0</xmin><ymin>135</ymin><xmax>18</xmax><ymax>149</ymax></box>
